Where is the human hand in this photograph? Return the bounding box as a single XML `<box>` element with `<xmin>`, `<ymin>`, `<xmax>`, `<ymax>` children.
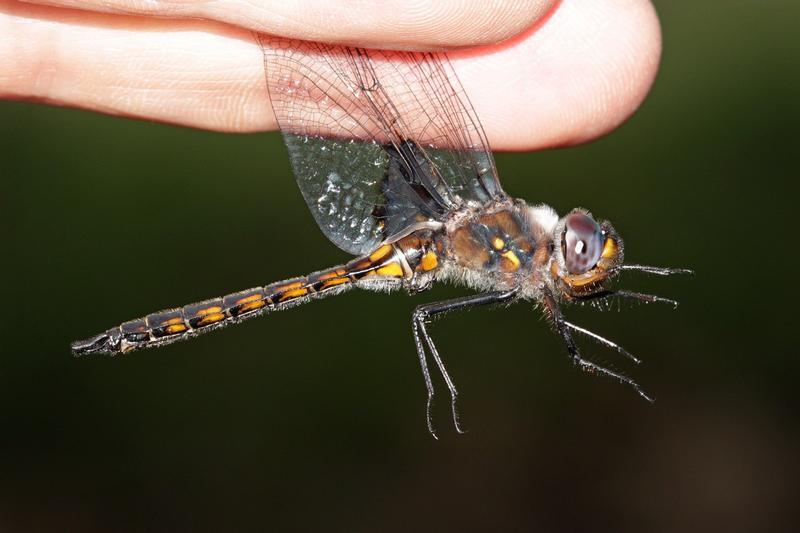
<box><xmin>0</xmin><ymin>0</ymin><xmax>661</xmax><ymax>150</ymax></box>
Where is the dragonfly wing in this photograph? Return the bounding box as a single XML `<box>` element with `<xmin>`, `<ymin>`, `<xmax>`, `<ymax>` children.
<box><xmin>259</xmin><ymin>36</ymin><xmax>507</xmax><ymax>255</ymax></box>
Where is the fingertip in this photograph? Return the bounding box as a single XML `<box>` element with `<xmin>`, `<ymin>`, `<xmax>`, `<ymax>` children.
<box><xmin>367</xmin><ymin>0</ymin><xmax>559</xmax><ymax>49</ymax></box>
<box><xmin>567</xmin><ymin>0</ymin><xmax>663</xmax><ymax>146</ymax></box>
<box><xmin>587</xmin><ymin>0</ymin><xmax>661</xmax><ymax>142</ymax></box>
<box><xmin>458</xmin><ymin>0</ymin><xmax>663</xmax><ymax>151</ymax></box>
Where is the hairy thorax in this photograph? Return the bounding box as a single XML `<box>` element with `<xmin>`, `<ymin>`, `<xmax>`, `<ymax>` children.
<box><xmin>433</xmin><ymin>200</ymin><xmax>556</xmax><ymax>294</ymax></box>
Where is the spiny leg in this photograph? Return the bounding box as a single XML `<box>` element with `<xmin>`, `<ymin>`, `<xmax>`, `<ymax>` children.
<box><xmin>580</xmin><ymin>289</ymin><xmax>680</xmax><ymax>309</ymax></box>
<box><xmin>616</xmin><ymin>264</ymin><xmax>694</xmax><ymax>276</ymax></box>
<box><xmin>411</xmin><ymin>317</ymin><xmax>438</xmax><ymax>438</ymax></box>
<box><xmin>568</xmin><ymin>289</ymin><xmax>682</xmax><ymax>358</ymax></box>
<box><xmin>542</xmin><ymin>289</ymin><xmax>653</xmax><ymax>403</ymax></box>
<box><xmin>412</xmin><ymin>289</ymin><xmax>519</xmax><ymax>437</ymax></box>
<box><xmin>562</xmin><ymin>320</ymin><xmax>640</xmax><ymax>364</ymax></box>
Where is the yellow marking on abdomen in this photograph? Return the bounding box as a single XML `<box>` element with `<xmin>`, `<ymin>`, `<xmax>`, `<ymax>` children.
<box><xmin>375</xmin><ymin>262</ymin><xmax>404</xmax><ymax>278</ymax></box>
<box><xmin>318</xmin><ymin>268</ymin><xmax>349</xmax><ymax>289</ymax></box>
<box><xmin>196</xmin><ymin>306</ymin><xmax>223</xmax><ymax>316</ymax></box>
<box><xmin>197</xmin><ymin>313</ymin><xmax>226</xmax><ymax>326</ymax></box>
<box><xmin>319</xmin><ymin>269</ymin><xmax>346</xmax><ymax>280</ymax></box>
<box><xmin>278</xmin><ymin>287</ymin><xmax>309</xmax><ymax>302</ymax></box>
<box><xmin>320</xmin><ymin>277</ymin><xmax>349</xmax><ymax>289</ymax></box>
<box><xmin>165</xmin><ymin>324</ymin><xmax>188</xmax><ymax>334</ymax></box>
<box><xmin>369</xmin><ymin>244</ymin><xmax>393</xmax><ymax>262</ymax></box>
<box><xmin>234</xmin><ymin>294</ymin><xmax>268</xmax><ymax>313</ymax></box>
<box><xmin>236</xmin><ymin>294</ymin><xmax>264</xmax><ymax>305</ymax></box>
<box><xmin>239</xmin><ymin>301</ymin><xmax>267</xmax><ymax>313</ymax></box>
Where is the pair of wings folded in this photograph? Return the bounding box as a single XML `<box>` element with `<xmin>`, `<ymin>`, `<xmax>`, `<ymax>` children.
<box><xmin>258</xmin><ymin>36</ymin><xmax>508</xmax><ymax>255</ymax></box>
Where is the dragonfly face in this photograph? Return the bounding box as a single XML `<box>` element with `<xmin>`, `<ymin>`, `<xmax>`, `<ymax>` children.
<box><xmin>550</xmin><ymin>210</ymin><xmax>625</xmax><ymax>299</ymax></box>
<box><xmin>72</xmin><ymin>35</ymin><xmax>691</xmax><ymax>437</ymax></box>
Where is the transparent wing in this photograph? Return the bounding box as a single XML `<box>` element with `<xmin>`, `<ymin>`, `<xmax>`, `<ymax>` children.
<box><xmin>258</xmin><ymin>36</ymin><xmax>506</xmax><ymax>255</ymax></box>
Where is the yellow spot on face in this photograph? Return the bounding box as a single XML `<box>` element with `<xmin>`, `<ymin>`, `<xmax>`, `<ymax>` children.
<box><xmin>279</xmin><ymin>288</ymin><xmax>308</xmax><ymax>302</ymax></box>
<box><xmin>375</xmin><ymin>262</ymin><xmax>404</xmax><ymax>278</ymax></box>
<box><xmin>420</xmin><ymin>251</ymin><xmax>439</xmax><ymax>271</ymax></box>
<box><xmin>569</xmin><ymin>273</ymin><xmax>605</xmax><ymax>288</ymax></box>
<box><xmin>500</xmin><ymin>250</ymin><xmax>521</xmax><ymax>271</ymax></box>
<box><xmin>197</xmin><ymin>306</ymin><xmax>222</xmax><ymax>317</ymax></box>
<box><xmin>492</xmin><ymin>237</ymin><xmax>505</xmax><ymax>250</ymax></box>
<box><xmin>369</xmin><ymin>244</ymin><xmax>393</xmax><ymax>262</ymax></box>
<box><xmin>601</xmin><ymin>238</ymin><xmax>618</xmax><ymax>259</ymax></box>
<box><xmin>165</xmin><ymin>324</ymin><xmax>187</xmax><ymax>334</ymax></box>
<box><xmin>197</xmin><ymin>313</ymin><xmax>225</xmax><ymax>326</ymax></box>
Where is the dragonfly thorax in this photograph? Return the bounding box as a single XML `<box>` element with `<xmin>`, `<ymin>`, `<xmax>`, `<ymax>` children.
<box><xmin>399</xmin><ymin>200</ymin><xmax>626</xmax><ymax>301</ymax></box>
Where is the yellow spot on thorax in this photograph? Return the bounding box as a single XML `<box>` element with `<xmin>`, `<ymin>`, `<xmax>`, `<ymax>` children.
<box><xmin>500</xmin><ymin>250</ymin><xmax>521</xmax><ymax>271</ymax></box>
<box><xmin>492</xmin><ymin>237</ymin><xmax>505</xmax><ymax>250</ymax></box>
<box><xmin>420</xmin><ymin>251</ymin><xmax>439</xmax><ymax>271</ymax></box>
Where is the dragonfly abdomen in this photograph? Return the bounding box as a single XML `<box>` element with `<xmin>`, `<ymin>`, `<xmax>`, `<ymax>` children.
<box><xmin>71</xmin><ymin>241</ymin><xmax>422</xmax><ymax>356</ymax></box>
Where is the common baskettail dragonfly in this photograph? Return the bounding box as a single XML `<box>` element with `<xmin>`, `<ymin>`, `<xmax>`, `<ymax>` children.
<box><xmin>72</xmin><ymin>35</ymin><xmax>691</xmax><ymax>436</ymax></box>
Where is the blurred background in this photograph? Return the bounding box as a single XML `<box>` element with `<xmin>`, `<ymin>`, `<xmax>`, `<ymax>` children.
<box><xmin>1</xmin><ymin>1</ymin><xmax>797</xmax><ymax>531</ymax></box>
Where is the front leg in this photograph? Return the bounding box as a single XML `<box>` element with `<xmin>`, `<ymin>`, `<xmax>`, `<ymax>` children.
<box><xmin>542</xmin><ymin>288</ymin><xmax>654</xmax><ymax>403</ymax></box>
<box><xmin>412</xmin><ymin>289</ymin><xmax>519</xmax><ymax>438</ymax></box>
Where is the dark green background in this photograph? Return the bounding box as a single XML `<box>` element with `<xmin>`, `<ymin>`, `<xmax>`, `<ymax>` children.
<box><xmin>1</xmin><ymin>2</ymin><xmax>797</xmax><ymax>531</ymax></box>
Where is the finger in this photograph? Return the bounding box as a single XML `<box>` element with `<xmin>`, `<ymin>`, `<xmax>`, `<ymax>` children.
<box><xmin>0</xmin><ymin>0</ymin><xmax>661</xmax><ymax>151</ymax></box>
<box><xmin>16</xmin><ymin>0</ymin><xmax>557</xmax><ymax>49</ymax></box>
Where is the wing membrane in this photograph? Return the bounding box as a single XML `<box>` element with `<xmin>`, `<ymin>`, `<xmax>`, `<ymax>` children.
<box><xmin>258</xmin><ymin>36</ymin><xmax>506</xmax><ymax>255</ymax></box>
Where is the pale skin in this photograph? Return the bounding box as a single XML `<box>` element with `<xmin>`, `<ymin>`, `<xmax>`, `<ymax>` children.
<box><xmin>0</xmin><ymin>0</ymin><xmax>661</xmax><ymax>151</ymax></box>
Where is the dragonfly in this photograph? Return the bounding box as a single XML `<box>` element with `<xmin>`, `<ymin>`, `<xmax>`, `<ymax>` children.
<box><xmin>72</xmin><ymin>35</ymin><xmax>691</xmax><ymax>437</ymax></box>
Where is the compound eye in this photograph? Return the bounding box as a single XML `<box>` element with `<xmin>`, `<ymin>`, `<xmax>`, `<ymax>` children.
<box><xmin>564</xmin><ymin>213</ymin><xmax>604</xmax><ymax>274</ymax></box>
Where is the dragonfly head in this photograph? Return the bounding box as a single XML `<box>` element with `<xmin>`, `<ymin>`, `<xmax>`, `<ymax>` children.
<box><xmin>550</xmin><ymin>209</ymin><xmax>624</xmax><ymax>298</ymax></box>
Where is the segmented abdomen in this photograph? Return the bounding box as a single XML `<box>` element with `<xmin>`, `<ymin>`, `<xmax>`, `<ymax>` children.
<box><xmin>72</xmin><ymin>242</ymin><xmax>418</xmax><ymax>355</ymax></box>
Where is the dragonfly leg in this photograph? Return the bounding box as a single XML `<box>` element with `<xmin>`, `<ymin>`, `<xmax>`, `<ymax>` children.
<box><xmin>542</xmin><ymin>289</ymin><xmax>654</xmax><ymax>403</ymax></box>
<box><xmin>616</xmin><ymin>264</ymin><xmax>694</xmax><ymax>276</ymax></box>
<box><xmin>578</xmin><ymin>289</ymin><xmax>680</xmax><ymax>309</ymax></box>
<box><xmin>562</xmin><ymin>320</ymin><xmax>641</xmax><ymax>364</ymax></box>
<box><xmin>411</xmin><ymin>289</ymin><xmax>519</xmax><ymax>437</ymax></box>
<box><xmin>411</xmin><ymin>318</ymin><xmax>438</xmax><ymax>439</ymax></box>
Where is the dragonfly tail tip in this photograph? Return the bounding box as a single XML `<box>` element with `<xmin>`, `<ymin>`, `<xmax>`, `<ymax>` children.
<box><xmin>71</xmin><ymin>333</ymin><xmax>114</xmax><ymax>357</ymax></box>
